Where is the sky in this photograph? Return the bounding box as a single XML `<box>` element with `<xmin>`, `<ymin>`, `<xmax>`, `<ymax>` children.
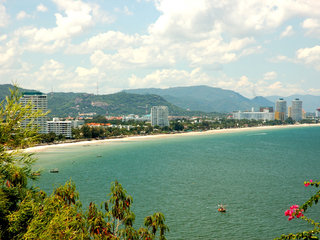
<box><xmin>0</xmin><ymin>0</ymin><xmax>319</xmax><ymax>98</ymax></box>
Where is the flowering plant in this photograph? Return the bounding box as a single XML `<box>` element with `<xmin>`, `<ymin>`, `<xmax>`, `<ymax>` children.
<box><xmin>275</xmin><ymin>179</ymin><xmax>320</xmax><ymax>240</ymax></box>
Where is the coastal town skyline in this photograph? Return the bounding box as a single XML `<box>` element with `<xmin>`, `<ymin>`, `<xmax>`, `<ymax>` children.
<box><xmin>0</xmin><ymin>0</ymin><xmax>319</xmax><ymax>98</ymax></box>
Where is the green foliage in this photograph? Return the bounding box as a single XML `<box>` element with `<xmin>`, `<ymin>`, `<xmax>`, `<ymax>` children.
<box><xmin>0</xmin><ymin>85</ymin><xmax>48</xmax><ymax>239</ymax></box>
<box><xmin>124</xmin><ymin>85</ymin><xmax>274</xmax><ymax>113</ymax></box>
<box><xmin>0</xmin><ymin>86</ymin><xmax>168</xmax><ymax>240</ymax></box>
<box><xmin>275</xmin><ymin>180</ymin><xmax>320</xmax><ymax>240</ymax></box>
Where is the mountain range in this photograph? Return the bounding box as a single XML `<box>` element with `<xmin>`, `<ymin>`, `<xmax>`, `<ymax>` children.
<box><xmin>0</xmin><ymin>84</ymin><xmax>319</xmax><ymax>116</ymax></box>
<box><xmin>124</xmin><ymin>85</ymin><xmax>274</xmax><ymax>112</ymax></box>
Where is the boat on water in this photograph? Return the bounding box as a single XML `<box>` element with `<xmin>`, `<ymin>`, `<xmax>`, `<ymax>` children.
<box><xmin>32</xmin><ymin>172</ymin><xmax>41</xmax><ymax>176</ymax></box>
<box><xmin>218</xmin><ymin>204</ymin><xmax>226</xmax><ymax>212</ymax></box>
<box><xmin>50</xmin><ymin>168</ymin><xmax>59</xmax><ymax>173</ymax></box>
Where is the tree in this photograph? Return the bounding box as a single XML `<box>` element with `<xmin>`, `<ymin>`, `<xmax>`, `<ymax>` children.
<box><xmin>0</xmin><ymin>85</ymin><xmax>48</xmax><ymax>239</ymax></box>
<box><xmin>0</xmin><ymin>86</ymin><xmax>169</xmax><ymax>239</ymax></box>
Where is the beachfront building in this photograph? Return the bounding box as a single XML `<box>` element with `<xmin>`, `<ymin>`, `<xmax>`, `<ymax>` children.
<box><xmin>291</xmin><ymin>98</ymin><xmax>303</xmax><ymax>121</ymax></box>
<box><xmin>47</xmin><ymin>118</ymin><xmax>72</xmax><ymax>138</ymax></box>
<box><xmin>232</xmin><ymin>110</ymin><xmax>274</xmax><ymax>121</ymax></box>
<box><xmin>260</xmin><ymin>107</ymin><xmax>273</xmax><ymax>113</ymax></box>
<box><xmin>275</xmin><ymin>98</ymin><xmax>287</xmax><ymax>121</ymax></box>
<box><xmin>151</xmin><ymin>106</ymin><xmax>169</xmax><ymax>127</ymax></box>
<box><xmin>288</xmin><ymin>106</ymin><xmax>292</xmax><ymax>118</ymax></box>
<box><xmin>316</xmin><ymin>108</ymin><xmax>320</xmax><ymax>118</ymax></box>
<box><xmin>20</xmin><ymin>92</ymin><xmax>48</xmax><ymax>133</ymax></box>
<box><xmin>72</xmin><ymin>119</ymin><xmax>85</xmax><ymax>128</ymax></box>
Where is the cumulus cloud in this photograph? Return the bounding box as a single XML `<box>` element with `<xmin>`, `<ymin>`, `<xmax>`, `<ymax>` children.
<box><xmin>115</xmin><ymin>6</ymin><xmax>133</xmax><ymax>15</ymax></box>
<box><xmin>263</xmin><ymin>71</ymin><xmax>277</xmax><ymax>80</ymax></box>
<box><xmin>15</xmin><ymin>0</ymin><xmax>113</xmax><ymax>52</ymax></box>
<box><xmin>280</xmin><ymin>25</ymin><xmax>294</xmax><ymax>38</ymax></box>
<box><xmin>129</xmin><ymin>68</ymin><xmax>210</xmax><ymax>88</ymax></box>
<box><xmin>302</xmin><ymin>18</ymin><xmax>320</xmax><ymax>37</ymax></box>
<box><xmin>37</xmin><ymin>4</ymin><xmax>48</xmax><ymax>12</ymax></box>
<box><xmin>0</xmin><ymin>3</ymin><xmax>9</xmax><ymax>27</ymax></box>
<box><xmin>296</xmin><ymin>45</ymin><xmax>320</xmax><ymax>71</ymax></box>
<box><xmin>66</xmin><ymin>31</ymin><xmax>142</xmax><ymax>54</ymax></box>
<box><xmin>150</xmin><ymin>0</ymin><xmax>320</xmax><ymax>38</ymax></box>
<box><xmin>16</xmin><ymin>11</ymin><xmax>32</xmax><ymax>20</ymax></box>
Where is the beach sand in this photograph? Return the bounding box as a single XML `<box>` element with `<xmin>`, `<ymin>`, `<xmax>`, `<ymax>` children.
<box><xmin>24</xmin><ymin>123</ymin><xmax>320</xmax><ymax>153</ymax></box>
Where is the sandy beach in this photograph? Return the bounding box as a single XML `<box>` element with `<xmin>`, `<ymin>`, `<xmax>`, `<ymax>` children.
<box><xmin>24</xmin><ymin>123</ymin><xmax>320</xmax><ymax>153</ymax></box>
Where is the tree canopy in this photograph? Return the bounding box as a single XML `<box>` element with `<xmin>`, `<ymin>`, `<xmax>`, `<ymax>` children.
<box><xmin>0</xmin><ymin>86</ymin><xmax>168</xmax><ymax>239</ymax></box>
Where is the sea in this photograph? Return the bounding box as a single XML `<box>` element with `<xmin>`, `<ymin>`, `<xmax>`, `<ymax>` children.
<box><xmin>33</xmin><ymin>126</ymin><xmax>320</xmax><ymax>239</ymax></box>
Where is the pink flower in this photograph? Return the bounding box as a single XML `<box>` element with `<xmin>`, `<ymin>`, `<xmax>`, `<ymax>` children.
<box><xmin>305</xmin><ymin>179</ymin><xmax>313</xmax><ymax>187</ymax></box>
<box><xmin>285</xmin><ymin>205</ymin><xmax>303</xmax><ymax>221</ymax></box>
<box><xmin>285</xmin><ymin>210</ymin><xmax>291</xmax><ymax>216</ymax></box>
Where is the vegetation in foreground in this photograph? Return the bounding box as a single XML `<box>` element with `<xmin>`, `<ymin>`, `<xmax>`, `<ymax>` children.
<box><xmin>0</xmin><ymin>86</ymin><xmax>168</xmax><ymax>239</ymax></box>
<box><xmin>275</xmin><ymin>179</ymin><xmax>320</xmax><ymax>239</ymax></box>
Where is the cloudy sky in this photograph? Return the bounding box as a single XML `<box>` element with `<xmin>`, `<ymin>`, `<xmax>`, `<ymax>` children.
<box><xmin>0</xmin><ymin>0</ymin><xmax>319</xmax><ymax>98</ymax></box>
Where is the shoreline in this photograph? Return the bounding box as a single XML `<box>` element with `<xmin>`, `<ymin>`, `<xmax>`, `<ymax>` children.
<box><xmin>24</xmin><ymin>123</ymin><xmax>320</xmax><ymax>153</ymax></box>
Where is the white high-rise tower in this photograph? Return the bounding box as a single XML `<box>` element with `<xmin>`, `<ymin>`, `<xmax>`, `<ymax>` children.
<box><xmin>20</xmin><ymin>92</ymin><xmax>48</xmax><ymax>133</ymax></box>
<box><xmin>151</xmin><ymin>106</ymin><xmax>169</xmax><ymax>127</ymax></box>
<box><xmin>291</xmin><ymin>98</ymin><xmax>303</xmax><ymax>121</ymax></box>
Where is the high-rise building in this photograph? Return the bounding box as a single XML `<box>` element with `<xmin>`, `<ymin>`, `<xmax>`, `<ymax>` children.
<box><xmin>47</xmin><ymin>118</ymin><xmax>72</xmax><ymax>138</ymax></box>
<box><xmin>291</xmin><ymin>98</ymin><xmax>303</xmax><ymax>121</ymax></box>
<box><xmin>20</xmin><ymin>92</ymin><xmax>47</xmax><ymax>133</ymax></box>
<box><xmin>151</xmin><ymin>106</ymin><xmax>169</xmax><ymax>127</ymax></box>
<box><xmin>288</xmin><ymin>106</ymin><xmax>292</xmax><ymax>118</ymax></box>
<box><xmin>316</xmin><ymin>108</ymin><xmax>320</xmax><ymax>118</ymax></box>
<box><xmin>275</xmin><ymin>98</ymin><xmax>287</xmax><ymax>121</ymax></box>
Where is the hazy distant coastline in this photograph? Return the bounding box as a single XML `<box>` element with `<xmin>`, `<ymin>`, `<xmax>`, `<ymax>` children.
<box><xmin>24</xmin><ymin>123</ymin><xmax>320</xmax><ymax>153</ymax></box>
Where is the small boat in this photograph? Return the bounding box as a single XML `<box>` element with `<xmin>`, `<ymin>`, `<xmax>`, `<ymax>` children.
<box><xmin>50</xmin><ymin>168</ymin><xmax>59</xmax><ymax>173</ymax></box>
<box><xmin>218</xmin><ymin>204</ymin><xmax>227</xmax><ymax>212</ymax></box>
<box><xmin>32</xmin><ymin>172</ymin><xmax>41</xmax><ymax>176</ymax></box>
<box><xmin>96</xmin><ymin>155</ymin><xmax>102</xmax><ymax>157</ymax></box>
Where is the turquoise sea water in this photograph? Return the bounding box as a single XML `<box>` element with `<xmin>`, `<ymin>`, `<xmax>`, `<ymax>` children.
<box><xmin>34</xmin><ymin>126</ymin><xmax>320</xmax><ymax>239</ymax></box>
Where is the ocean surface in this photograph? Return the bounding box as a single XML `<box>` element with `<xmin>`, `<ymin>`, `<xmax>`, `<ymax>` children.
<box><xmin>34</xmin><ymin>126</ymin><xmax>320</xmax><ymax>239</ymax></box>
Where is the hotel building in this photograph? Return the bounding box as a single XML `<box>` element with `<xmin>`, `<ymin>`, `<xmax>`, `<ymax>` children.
<box><xmin>232</xmin><ymin>110</ymin><xmax>274</xmax><ymax>121</ymax></box>
<box><xmin>20</xmin><ymin>92</ymin><xmax>48</xmax><ymax>134</ymax></box>
<box><xmin>291</xmin><ymin>98</ymin><xmax>303</xmax><ymax>121</ymax></box>
<box><xmin>275</xmin><ymin>98</ymin><xmax>287</xmax><ymax>121</ymax></box>
<box><xmin>151</xmin><ymin>106</ymin><xmax>169</xmax><ymax>127</ymax></box>
<box><xmin>47</xmin><ymin>118</ymin><xmax>72</xmax><ymax>138</ymax></box>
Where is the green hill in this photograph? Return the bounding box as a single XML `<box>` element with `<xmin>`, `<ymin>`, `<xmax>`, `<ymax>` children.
<box><xmin>0</xmin><ymin>84</ymin><xmax>202</xmax><ymax>117</ymax></box>
<box><xmin>124</xmin><ymin>85</ymin><xmax>275</xmax><ymax>112</ymax></box>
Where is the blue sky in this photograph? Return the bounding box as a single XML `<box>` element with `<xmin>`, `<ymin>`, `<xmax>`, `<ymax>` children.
<box><xmin>0</xmin><ymin>0</ymin><xmax>319</xmax><ymax>98</ymax></box>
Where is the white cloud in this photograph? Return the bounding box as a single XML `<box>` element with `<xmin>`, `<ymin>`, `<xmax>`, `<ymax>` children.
<box><xmin>37</xmin><ymin>4</ymin><xmax>48</xmax><ymax>12</ymax></box>
<box><xmin>296</xmin><ymin>45</ymin><xmax>320</xmax><ymax>71</ymax></box>
<box><xmin>263</xmin><ymin>71</ymin><xmax>277</xmax><ymax>80</ymax></box>
<box><xmin>15</xmin><ymin>0</ymin><xmax>113</xmax><ymax>52</ymax></box>
<box><xmin>66</xmin><ymin>31</ymin><xmax>142</xmax><ymax>54</ymax></box>
<box><xmin>150</xmin><ymin>0</ymin><xmax>320</xmax><ymax>39</ymax></box>
<box><xmin>90</xmin><ymin>45</ymin><xmax>176</xmax><ymax>70</ymax></box>
<box><xmin>129</xmin><ymin>68</ymin><xmax>210</xmax><ymax>88</ymax></box>
<box><xmin>16</xmin><ymin>11</ymin><xmax>32</xmax><ymax>20</ymax></box>
<box><xmin>0</xmin><ymin>34</ymin><xmax>7</xmax><ymax>41</ymax></box>
<box><xmin>75</xmin><ymin>67</ymin><xmax>99</xmax><ymax>77</ymax></box>
<box><xmin>0</xmin><ymin>3</ymin><xmax>9</xmax><ymax>27</ymax></box>
<box><xmin>302</xmin><ymin>18</ymin><xmax>320</xmax><ymax>37</ymax></box>
<box><xmin>115</xmin><ymin>6</ymin><xmax>133</xmax><ymax>16</ymax></box>
<box><xmin>280</xmin><ymin>25</ymin><xmax>294</xmax><ymax>38</ymax></box>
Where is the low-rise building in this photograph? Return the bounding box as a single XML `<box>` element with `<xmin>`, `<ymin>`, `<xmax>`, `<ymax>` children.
<box><xmin>232</xmin><ymin>110</ymin><xmax>274</xmax><ymax>121</ymax></box>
